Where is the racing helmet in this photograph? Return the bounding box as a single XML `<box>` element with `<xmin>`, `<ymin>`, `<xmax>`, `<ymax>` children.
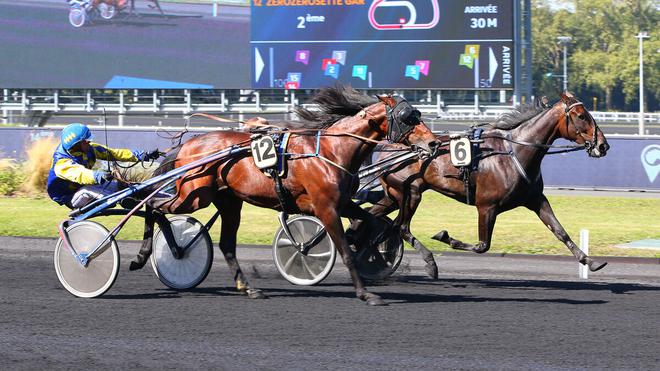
<box><xmin>61</xmin><ymin>123</ymin><xmax>93</xmax><ymax>151</ymax></box>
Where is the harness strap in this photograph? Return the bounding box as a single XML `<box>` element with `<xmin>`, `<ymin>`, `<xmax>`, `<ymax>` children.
<box><xmin>267</xmin><ymin>168</ymin><xmax>298</xmax><ymax>213</ymax></box>
<box><xmin>504</xmin><ymin>133</ymin><xmax>532</xmax><ymax>184</ymax></box>
<box><xmin>187</xmin><ymin>109</ymin><xmax>418</xmax><ymax>176</ymax></box>
<box><xmin>285</xmin><ymin>131</ymin><xmax>358</xmax><ymax>176</ymax></box>
<box><xmin>482</xmin><ymin>134</ymin><xmax>584</xmax><ymax>150</ymax></box>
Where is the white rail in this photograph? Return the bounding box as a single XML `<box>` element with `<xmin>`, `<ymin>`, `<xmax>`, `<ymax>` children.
<box><xmin>1</xmin><ymin>89</ymin><xmax>658</xmax><ymax>125</ymax></box>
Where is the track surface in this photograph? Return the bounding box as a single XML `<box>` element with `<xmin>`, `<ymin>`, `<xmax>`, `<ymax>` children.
<box><xmin>1</xmin><ymin>237</ymin><xmax>658</xmax><ymax>370</ymax></box>
<box><xmin>0</xmin><ymin>0</ymin><xmax>249</xmax><ymax>87</ymax></box>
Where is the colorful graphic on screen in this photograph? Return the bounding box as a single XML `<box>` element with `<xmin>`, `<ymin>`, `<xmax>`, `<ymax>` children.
<box><xmin>251</xmin><ymin>0</ymin><xmax>514</xmax><ymax>89</ymax></box>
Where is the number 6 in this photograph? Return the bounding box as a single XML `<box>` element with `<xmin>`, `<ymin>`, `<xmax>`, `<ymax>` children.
<box><xmin>450</xmin><ymin>138</ymin><xmax>472</xmax><ymax>166</ymax></box>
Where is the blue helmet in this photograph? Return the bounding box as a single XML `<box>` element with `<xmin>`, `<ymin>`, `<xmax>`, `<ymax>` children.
<box><xmin>61</xmin><ymin>123</ymin><xmax>93</xmax><ymax>151</ymax></box>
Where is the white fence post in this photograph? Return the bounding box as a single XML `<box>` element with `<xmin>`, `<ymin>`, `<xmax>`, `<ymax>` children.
<box><xmin>579</xmin><ymin>229</ymin><xmax>589</xmax><ymax>279</ymax></box>
<box><xmin>213</xmin><ymin>1</ymin><xmax>218</xmax><ymax>17</ymax></box>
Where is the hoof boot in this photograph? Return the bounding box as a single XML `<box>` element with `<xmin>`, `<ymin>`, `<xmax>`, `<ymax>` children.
<box><xmin>589</xmin><ymin>261</ymin><xmax>607</xmax><ymax>272</ymax></box>
<box><xmin>432</xmin><ymin>230</ymin><xmax>449</xmax><ymax>243</ymax></box>
<box><xmin>426</xmin><ymin>262</ymin><xmax>439</xmax><ymax>280</ymax></box>
<box><xmin>129</xmin><ymin>259</ymin><xmax>147</xmax><ymax>271</ymax></box>
<box><xmin>247</xmin><ymin>289</ymin><xmax>267</xmax><ymax>299</ymax></box>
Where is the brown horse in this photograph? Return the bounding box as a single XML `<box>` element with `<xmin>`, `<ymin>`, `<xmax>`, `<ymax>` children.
<box><xmin>130</xmin><ymin>86</ymin><xmax>438</xmax><ymax>305</ymax></box>
<box><xmin>362</xmin><ymin>92</ymin><xmax>610</xmax><ymax>278</ymax></box>
<box><xmin>92</xmin><ymin>0</ymin><xmax>164</xmax><ymax>17</ymax></box>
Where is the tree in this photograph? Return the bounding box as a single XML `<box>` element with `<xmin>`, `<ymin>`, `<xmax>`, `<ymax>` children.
<box><xmin>531</xmin><ymin>0</ymin><xmax>658</xmax><ymax>111</ymax></box>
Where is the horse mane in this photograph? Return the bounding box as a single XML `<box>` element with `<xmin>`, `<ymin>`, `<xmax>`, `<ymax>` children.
<box><xmin>292</xmin><ymin>84</ymin><xmax>378</xmax><ymax>128</ymax></box>
<box><xmin>479</xmin><ymin>102</ymin><xmax>549</xmax><ymax>131</ymax></box>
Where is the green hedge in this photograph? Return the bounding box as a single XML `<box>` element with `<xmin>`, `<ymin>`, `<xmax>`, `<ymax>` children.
<box><xmin>0</xmin><ymin>166</ymin><xmax>26</xmax><ymax>196</ymax></box>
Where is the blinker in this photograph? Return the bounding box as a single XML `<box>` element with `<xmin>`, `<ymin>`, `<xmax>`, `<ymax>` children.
<box><xmin>395</xmin><ymin>105</ymin><xmax>421</xmax><ymax>126</ymax></box>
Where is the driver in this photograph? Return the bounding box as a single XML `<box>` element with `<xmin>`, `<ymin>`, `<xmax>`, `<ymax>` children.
<box><xmin>47</xmin><ymin>123</ymin><xmax>160</xmax><ymax>209</ymax></box>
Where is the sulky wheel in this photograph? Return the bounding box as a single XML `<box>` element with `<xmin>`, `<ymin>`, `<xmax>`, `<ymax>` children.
<box><xmin>68</xmin><ymin>7</ymin><xmax>86</xmax><ymax>27</ymax></box>
<box><xmin>150</xmin><ymin>215</ymin><xmax>213</xmax><ymax>290</ymax></box>
<box><xmin>98</xmin><ymin>3</ymin><xmax>116</xmax><ymax>19</ymax></box>
<box><xmin>54</xmin><ymin>221</ymin><xmax>120</xmax><ymax>298</ymax></box>
<box><xmin>353</xmin><ymin>216</ymin><xmax>404</xmax><ymax>281</ymax></box>
<box><xmin>273</xmin><ymin>215</ymin><xmax>336</xmax><ymax>286</ymax></box>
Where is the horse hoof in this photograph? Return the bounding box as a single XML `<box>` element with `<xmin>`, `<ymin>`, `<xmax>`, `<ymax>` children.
<box><xmin>432</xmin><ymin>230</ymin><xmax>449</xmax><ymax>243</ymax></box>
<box><xmin>247</xmin><ymin>289</ymin><xmax>267</xmax><ymax>299</ymax></box>
<box><xmin>589</xmin><ymin>260</ymin><xmax>607</xmax><ymax>272</ymax></box>
<box><xmin>129</xmin><ymin>259</ymin><xmax>146</xmax><ymax>271</ymax></box>
<box><xmin>425</xmin><ymin>262</ymin><xmax>439</xmax><ymax>280</ymax></box>
<box><xmin>358</xmin><ymin>291</ymin><xmax>387</xmax><ymax>306</ymax></box>
<box><xmin>366</xmin><ymin>296</ymin><xmax>387</xmax><ymax>306</ymax></box>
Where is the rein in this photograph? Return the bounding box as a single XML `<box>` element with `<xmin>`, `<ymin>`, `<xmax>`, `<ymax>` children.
<box><xmin>481</xmin><ymin>134</ymin><xmax>586</xmax><ymax>153</ymax></box>
<box><xmin>185</xmin><ymin>106</ymin><xmax>411</xmax><ymax>176</ymax></box>
<box><xmin>473</xmin><ymin>102</ymin><xmax>596</xmax><ymax>183</ymax></box>
<box><xmin>478</xmin><ymin>100</ymin><xmax>597</xmax><ymax>155</ymax></box>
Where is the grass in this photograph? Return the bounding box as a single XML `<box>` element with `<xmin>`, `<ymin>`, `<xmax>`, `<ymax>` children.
<box><xmin>1</xmin><ymin>193</ymin><xmax>658</xmax><ymax>258</ymax></box>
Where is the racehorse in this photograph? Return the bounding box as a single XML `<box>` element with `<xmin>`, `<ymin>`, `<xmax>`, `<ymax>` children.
<box><xmin>128</xmin><ymin>0</ymin><xmax>164</xmax><ymax>16</ymax></box>
<box><xmin>130</xmin><ymin>85</ymin><xmax>438</xmax><ymax>306</ymax></box>
<box><xmin>92</xmin><ymin>0</ymin><xmax>164</xmax><ymax>17</ymax></box>
<box><xmin>362</xmin><ymin>92</ymin><xmax>610</xmax><ymax>278</ymax></box>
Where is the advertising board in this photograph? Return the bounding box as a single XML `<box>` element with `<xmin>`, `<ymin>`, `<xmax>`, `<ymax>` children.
<box><xmin>3</xmin><ymin>129</ymin><xmax>658</xmax><ymax>191</ymax></box>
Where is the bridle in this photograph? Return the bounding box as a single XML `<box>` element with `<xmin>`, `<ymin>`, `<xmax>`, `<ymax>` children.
<box><xmin>385</xmin><ymin>97</ymin><xmax>422</xmax><ymax>144</ymax></box>
<box><xmin>564</xmin><ymin>101</ymin><xmax>599</xmax><ymax>153</ymax></box>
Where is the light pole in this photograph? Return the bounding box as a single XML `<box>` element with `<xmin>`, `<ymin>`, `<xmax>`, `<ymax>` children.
<box><xmin>636</xmin><ymin>31</ymin><xmax>649</xmax><ymax>135</ymax></box>
<box><xmin>557</xmin><ymin>36</ymin><xmax>572</xmax><ymax>92</ymax></box>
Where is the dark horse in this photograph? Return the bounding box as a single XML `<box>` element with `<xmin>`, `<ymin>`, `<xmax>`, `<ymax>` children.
<box><xmin>364</xmin><ymin>92</ymin><xmax>610</xmax><ymax>278</ymax></box>
<box><xmin>130</xmin><ymin>86</ymin><xmax>438</xmax><ymax>305</ymax></box>
<box><xmin>127</xmin><ymin>0</ymin><xmax>164</xmax><ymax>16</ymax></box>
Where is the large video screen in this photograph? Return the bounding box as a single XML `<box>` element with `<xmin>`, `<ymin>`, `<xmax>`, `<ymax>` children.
<box><xmin>251</xmin><ymin>0</ymin><xmax>514</xmax><ymax>89</ymax></box>
<box><xmin>0</xmin><ymin>0</ymin><xmax>514</xmax><ymax>89</ymax></box>
<box><xmin>0</xmin><ymin>0</ymin><xmax>250</xmax><ymax>88</ymax></box>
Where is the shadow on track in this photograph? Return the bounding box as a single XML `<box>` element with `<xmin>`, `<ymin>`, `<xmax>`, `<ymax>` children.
<box><xmin>249</xmin><ymin>286</ymin><xmax>609</xmax><ymax>305</ymax></box>
<box><xmin>101</xmin><ymin>286</ymin><xmax>238</xmax><ymax>299</ymax></box>
<box><xmin>98</xmin><ymin>276</ymin><xmax>657</xmax><ymax>302</ymax></box>
<box><xmin>395</xmin><ymin>276</ymin><xmax>660</xmax><ymax>295</ymax></box>
<box><xmin>84</xmin><ymin>13</ymin><xmax>202</xmax><ymax>28</ymax></box>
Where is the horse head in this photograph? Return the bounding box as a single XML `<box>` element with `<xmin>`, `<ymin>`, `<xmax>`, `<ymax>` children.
<box><xmin>557</xmin><ymin>91</ymin><xmax>609</xmax><ymax>158</ymax></box>
<box><xmin>376</xmin><ymin>95</ymin><xmax>438</xmax><ymax>154</ymax></box>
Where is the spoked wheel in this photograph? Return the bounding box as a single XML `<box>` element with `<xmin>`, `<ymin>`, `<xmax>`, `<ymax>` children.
<box><xmin>273</xmin><ymin>215</ymin><xmax>336</xmax><ymax>286</ymax></box>
<box><xmin>68</xmin><ymin>7</ymin><xmax>86</xmax><ymax>27</ymax></box>
<box><xmin>150</xmin><ymin>215</ymin><xmax>213</xmax><ymax>290</ymax></box>
<box><xmin>352</xmin><ymin>216</ymin><xmax>404</xmax><ymax>281</ymax></box>
<box><xmin>54</xmin><ymin>221</ymin><xmax>120</xmax><ymax>298</ymax></box>
<box><xmin>98</xmin><ymin>3</ymin><xmax>116</xmax><ymax>19</ymax></box>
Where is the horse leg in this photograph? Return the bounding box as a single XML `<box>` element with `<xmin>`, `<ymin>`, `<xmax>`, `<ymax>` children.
<box><xmin>342</xmin><ymin>200</ymin><xmax>390</xmax><ymax>244</ymax></box>
<box><xmin>129</xmin><ymin>205</ymin><xmax>176</xmax><ymax>270</ymax></box>
<box><xmin>318</xmin><ymin>207</ymin><xmax>385</xmax><ymax>306</ymax></box>
<box><xmin>212</xmin><ymin>197</ymin><xmax>266</xmax><ymax>299</ymax></box>
<box><xmin>396</xmin><ymin>190</ymin><xmax>438</xmax><ymax>279</ymax></box>
<box><xmin>128</xmin><ymin>0</ymin><xmax>138</xmax><ymax>17</ymax></box>
<box><xmin>152</xmin><ymin>0</ymin><xmax>165</xmax><ymax>16</ymax></box>
<box><xmin>345</xmin><ymin>195</ymin><xmax>397</xmax><ymax>245</ymax></box>
<box><xmin>129</xmin><ymin>204</ymin><xmax>157</xmax><ymax>271</ymax></box>
<box><xmin>528</xmin><ymin>195</ymin><xmax>607</xmax><ymax>271</ymax></box>
<box><xmin>432</xmin><ymin>205</ymin><xmax>497</xmax><ymax>254</ymax></box>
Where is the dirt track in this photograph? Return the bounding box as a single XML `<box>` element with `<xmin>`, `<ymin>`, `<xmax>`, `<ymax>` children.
<box><xmin>1</xmin><ymin>237</ymin><xmax>658</xmax><ymax>370</ymax></box>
